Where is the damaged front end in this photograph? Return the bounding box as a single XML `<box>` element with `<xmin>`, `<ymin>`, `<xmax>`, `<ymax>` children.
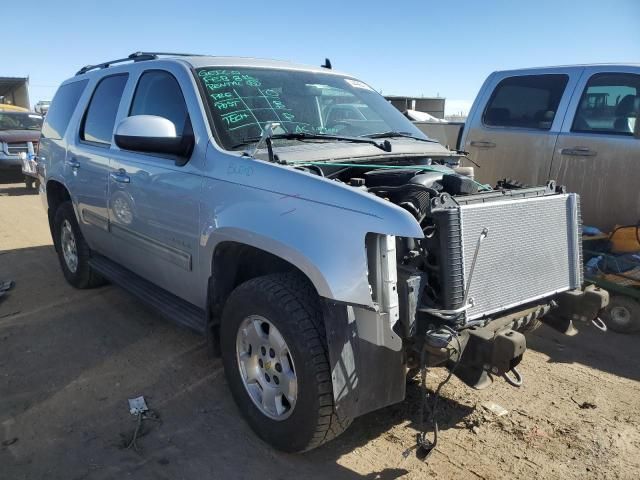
<box><xmin>318</xmin><ymin>160</ymin><xmax>608</xmax><ymax>433</ymax></box>
<box><xmin>396</xmin><ymin>182</ymin><xmax>609</xmax><ymax>391</ymax></box>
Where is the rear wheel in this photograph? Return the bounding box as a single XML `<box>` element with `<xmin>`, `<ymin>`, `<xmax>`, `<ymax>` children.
<box><xmin>603</xmin><ymin>295</ymin><xmax>640</xmax><ymax>333</ymax></box>
<box><xmin>220</xmin><ymin>273</ymin><xmax>351</xmax><ymax>452</ymax></box>
<box><xmin>53</xmin><ymin>201</ymin><xmax>105</xmax><ymax>289</ymax></box>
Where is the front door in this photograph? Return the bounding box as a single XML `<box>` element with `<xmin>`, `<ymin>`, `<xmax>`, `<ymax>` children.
<box><xmin>464</xmin><ymin>73</ymin><xmax>572</xmax><ymax>187</ymax></box>
<box><xmin>107</xmin><ymin>68</ymin><xmax>203</xmax><ymax>306</ymax></box>
<box><xmin>551</xmin><ymin>68</ymin><xmax>640</xmax><ymax>231</ymax></box>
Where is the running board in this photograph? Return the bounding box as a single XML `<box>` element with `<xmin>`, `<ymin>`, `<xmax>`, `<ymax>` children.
<box><xmin>89</xmin><ymin>254</ymin><xmax>206</xmax><ymax>334</ymax></box>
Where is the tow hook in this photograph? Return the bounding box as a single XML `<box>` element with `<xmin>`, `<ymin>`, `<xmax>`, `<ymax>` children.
<box><xmin>541</xmin><ymin>284</ymin><xmax>610</xmax><ymax>334</ymax></box>
<box><xmin>592</xmin><ymin>317</ymin><xmax>608</xmax><ymax>332</ymax></box>
<box><xmin>502</xmin><ymin>366</ymin><xmax>523</xmax><ymax>387</ymax></box>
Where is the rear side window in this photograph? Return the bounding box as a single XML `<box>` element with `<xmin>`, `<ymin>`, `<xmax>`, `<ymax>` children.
<box><xmin>41</xmin><ymin>80</ymin><xmax>88</xmax><ymax>140</ymax></box>
<box><xmin>81</xmin><ymin>74</ymin><xmax>128</xmax><ymax>145</ymax></box>
<box><xmin>129</xmin><ymin>70</ymin><xmax>189</xmax><ymax>134</ymax></box>
<box><xmin>572</xmin><ymin>73</ymin><xmax>640</xmax><ymax>135</ymax></box>
<box><xmin>483</xmin><ymin>74</ymin><xmax>569</xmax><ymax>130</ymax></box>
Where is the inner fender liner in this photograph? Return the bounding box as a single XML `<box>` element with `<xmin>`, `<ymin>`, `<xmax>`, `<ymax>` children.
<box><xmin>322</xmin><ymin>300</ymin><xmax>406</xmax><ymax>420</ymax></box>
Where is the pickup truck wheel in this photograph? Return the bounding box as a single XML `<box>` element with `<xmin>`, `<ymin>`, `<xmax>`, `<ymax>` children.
<box><xmin>53</xmin><ymin>201</ymin><xmax>105</xmax><ymax>289</ymax></box>
<box><xmin>220</xmin><ymin>273</ymin><xmax>351</xmax><ymax>452</ymax></box>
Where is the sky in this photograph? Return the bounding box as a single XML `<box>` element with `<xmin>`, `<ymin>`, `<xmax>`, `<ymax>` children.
<box><xmin>4</xmin><ymin>0</ymin><xmax>640</xmax><ymax>115</ymax></box>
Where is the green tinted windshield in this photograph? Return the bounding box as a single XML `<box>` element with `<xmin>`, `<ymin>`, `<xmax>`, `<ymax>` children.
<box><xmin>0</xmin><ymin>112</ymin><xmax>43</xmax><ymax>131</ymax></box>
<box><xmin>196</xmin><ymin>67</ymin><xmax>426</xmax><ymax>150</ymax></box>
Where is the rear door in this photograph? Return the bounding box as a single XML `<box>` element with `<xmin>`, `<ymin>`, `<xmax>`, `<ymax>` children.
<box><xmin>551</xmin><ymin>67</ymin><xmax>640</xmax><ymax>231</ymax></box>
<box><xmin>65</xmin><ymin>74</ymin><xmax>129</xmax><ymax>252</ymax></box>
<box><xmin>106</xmin><ymin>67</ymin><xmax>204</xmax><ymax>306</ymax></box>
<box><xmin>463</xmin><ymin>72</ymin><xmax>576</xmax><ymax>186</ymax></box>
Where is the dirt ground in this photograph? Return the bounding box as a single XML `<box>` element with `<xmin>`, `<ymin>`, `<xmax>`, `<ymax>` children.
<box><xmin>1</xmin><ymin>179</ymin><xmax>639</xmax><ymax>480</ymax></box>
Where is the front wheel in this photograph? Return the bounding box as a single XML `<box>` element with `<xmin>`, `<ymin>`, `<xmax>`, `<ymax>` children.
<box><xmin>220</xmin><ymin>273</ymin><xmax>351</xmax><ymax>452</ymax></box>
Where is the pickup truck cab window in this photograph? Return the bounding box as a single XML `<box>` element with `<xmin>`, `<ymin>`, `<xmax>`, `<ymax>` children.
<box><xmin>130</xmin><ymin>70</ymin><xmax>190</xmax><ymax>137</ymax></box>
<box><xmin>572</xmin><ymin>72</ymin><xmax>640</xmax><ymax>136</ymax></box>
<box><xmin>81</xmin><ymin>74</ymin><xmax>129</xmax><ymax>145</ymax></box>
<box><xmin>482</xmin><ymin>74</ymin><xmax>569</xmax><ymax>130</ymax></box>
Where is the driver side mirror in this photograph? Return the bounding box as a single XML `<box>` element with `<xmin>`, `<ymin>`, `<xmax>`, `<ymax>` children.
<box><xmin>114</xmin><ymin>115</ymin><xmax>194</xmax><ymax>160</ymax></box>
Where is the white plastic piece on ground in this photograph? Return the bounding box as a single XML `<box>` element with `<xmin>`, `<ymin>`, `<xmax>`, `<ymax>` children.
<box><xmin>380</xmin><ymin>235</ymin><xmax>400</xmax><ymax>327</ymax></box>
<box><xmin>128</xmin><ymin>396</ymin><xmax>149</xmax><ymax>415</ymax></box>
<box><xmin>481</xmin><ymin>401</ymin><xmax>509</xmax><ymax>417</ymax></box>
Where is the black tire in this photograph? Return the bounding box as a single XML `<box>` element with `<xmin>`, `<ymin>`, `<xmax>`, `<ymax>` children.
<box><xmin>52</xmin><ymin>201</ymin><xmax>105</xmax><ymax>289</ymax></box>
<box><xmin>220</xmin><ymin>272</ymin><xmax>352</xmax><ymax>452</ymax></box>
<box><xmin>602</xmin><ymin>295</ymin><xmax>640</xmax><ymax>333</ymax></box>
<box><xmin>25</xmin><ymin>176</ymin><xmax>34</xmax><ymax>190</ymax></box>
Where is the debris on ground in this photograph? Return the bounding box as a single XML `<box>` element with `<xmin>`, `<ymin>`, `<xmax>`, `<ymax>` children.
<box><xmin>0</xmin><ymin>280</ymin><xmax>15</xmax><ymax>299</ymax></box>
<box><xmin>481</xmin><ymin>401</ymin><xmax>509</xmax><ymax>417</ymax></box>
<box><xmin>2</xmin><ymin>437</ymin><xmax>18</xmax><ymax>447</ymax></box>
<box><xmin>128</xmin><ymin>396</ymin><xmax>149</xmax><ymax>415</ymax></box>
<box><xmin>122</xmin><ymin>396</ymin><xmax>161</xmax><ymax>453</ymax></box>
<box><xmin>571</xmin><ymin>397</ymin><xmax>597</xmax><ymax>409</ymax></box>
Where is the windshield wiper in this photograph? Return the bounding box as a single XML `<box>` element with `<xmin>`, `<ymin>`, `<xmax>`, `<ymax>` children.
<box><xmin>235</xmin><ymin>127</ymin><xmax>392</xmax><ymax>153</ymax></box>
<box><xmin>362</xmin><ymin>131</ymin><xmax>437</xmax><ymax>143</ymax></box>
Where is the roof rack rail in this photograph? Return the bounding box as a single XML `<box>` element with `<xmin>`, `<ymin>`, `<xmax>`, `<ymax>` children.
<box><xmin>75</xmin><ymin>51</ymin><xmax>203</xmax><ymax>76</ymax></box>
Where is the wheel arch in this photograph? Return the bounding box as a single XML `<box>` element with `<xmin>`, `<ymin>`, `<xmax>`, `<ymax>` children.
<box><xmin>206</xmin><ymin>240</ymin><xmax>325</xmax><ymax>355</ymax></box>
<box><xmin>46</xmin><ymin>179</ymin><xmax>72</xmax><ymax>250</ymax></box>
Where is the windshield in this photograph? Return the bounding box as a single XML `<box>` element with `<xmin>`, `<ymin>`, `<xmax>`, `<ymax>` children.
<box><xmin>196</xmin><ymin>67</ymin><xmax>427</xmax><ymax>150</ymax></box>
<box><xmin>0</xmin><ymin>112</ymin><xmax>43</xmax><ymax>131</ymax></box>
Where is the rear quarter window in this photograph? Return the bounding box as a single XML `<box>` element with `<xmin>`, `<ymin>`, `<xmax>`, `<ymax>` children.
<box><xmin>482</xmin><ymin>74</ymin><xmax>569</xmax><ymax>130</ymax></box>
<box><xmin>41</xmin><ymin>80</ymin><xmax>88</xmax><ymax>140</ymax></box>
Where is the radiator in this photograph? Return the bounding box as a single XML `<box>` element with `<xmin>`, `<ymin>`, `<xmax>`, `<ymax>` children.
<box><xmin>436</xmin><ymin>193</ymin><xmax>583</xmax><ymax>322</ymax></box>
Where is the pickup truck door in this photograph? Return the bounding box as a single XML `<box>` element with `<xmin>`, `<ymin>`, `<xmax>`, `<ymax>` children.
<box><xmin>462</xmin><ymin>72</ymin><xmax>579</xmax><ymax>187</ymax></box>
<box><xmin>550</xmin><ymin>66</ymin><xmax>640</xmax><ymax>231</ymax></box>
<box><xmin>106</xmin><ymin>67</ymin><xmax>205</xmax><ymax>307</ymax></box>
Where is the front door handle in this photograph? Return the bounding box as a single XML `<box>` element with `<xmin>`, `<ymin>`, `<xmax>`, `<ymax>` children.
<box><xmin>470</xmin><ymin>141</ymin><xmax>496</xmax><ymax>148</ymax></box>
<box><xmin>560</xmin><ymin>147</ymin><xmax>597</xmax><ymax>157</ymax></box>
<box><xmin>66</xmin><ymin>158</ymin><xmax>81</xmax><ymax>169</ymax></box>
<box><xmin>109</xmin><ymin>169</ymin><xmax>131</xmax><ymax>183</ymax></box>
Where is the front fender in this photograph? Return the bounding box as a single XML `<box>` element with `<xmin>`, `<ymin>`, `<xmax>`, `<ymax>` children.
<box><xmin>200</xmin><ymin>149</ymin><xmax>423</xmax><ymax>307</ymax></box>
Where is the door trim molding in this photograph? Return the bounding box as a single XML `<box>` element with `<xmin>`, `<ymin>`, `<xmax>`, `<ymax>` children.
<box><xmin>110</xmin><ymin>223</ymin><xmax>192</xmax><ymax>271</ymax></box>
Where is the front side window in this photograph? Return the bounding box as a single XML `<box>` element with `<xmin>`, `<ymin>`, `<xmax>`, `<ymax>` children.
<box><xmin>130</xmin><ymin>70</ymin><xmax>189</xmax><ymax>135</ymax></box>
<box><xmin>81</xmin><ymin>74</ymin><xmax>128</xmax><ymax>145</ymax></box>
<box><xmin>41</xmin><ymin>80</ymin><xmax>88</xmax><ymax>140</ymax></box>
<box><xmin>195</xmin><ymin>67</ymin><xmax>426</xmax><ymax>150</ymax></box>
<box><xmin>483</xmin><ymin>74</ymin><xmax>569</xmax><ymax>130</ymax></box>
<box><xmin>572</xmin><ymin>73</ymin><xmax>640</xmax><ymax>135</ymax></box>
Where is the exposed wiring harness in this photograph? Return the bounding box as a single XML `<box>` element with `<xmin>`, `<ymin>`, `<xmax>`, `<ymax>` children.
<box><xmin>404</xmin><ymin>325</ymin><xmax>463</xmax><ymax>461</ymax></box>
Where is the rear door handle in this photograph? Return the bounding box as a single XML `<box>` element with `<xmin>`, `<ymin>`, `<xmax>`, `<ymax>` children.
<box><xmin>470</xmin><ymin>141</ymin><xmax>496</xmax><ymax>148</ymax></box>
<box><xmin>560</xmin><ymin>147</ymin><xmax>597</xmax><ymax>157</ymax></box>
<box><xmin>109</xmin><ymin>169</ymin><xmax>131</xmax><ymax>183</ymax></box>
<box><xmin>66</xmin><ymin>158</ymin><xmax>81</xmax><ymax>169</ymax></box>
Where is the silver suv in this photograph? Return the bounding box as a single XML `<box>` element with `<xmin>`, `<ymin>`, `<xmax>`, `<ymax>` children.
<box><xmin>38</xmin><ymin>52</ymin><xmax>607</xmax><ymax>453</ymax></box>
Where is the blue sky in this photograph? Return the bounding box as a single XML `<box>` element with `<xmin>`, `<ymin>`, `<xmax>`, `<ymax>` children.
<box><xmin>5</xmin><ymin>0</ymin><xmax>640</xmax><ymax>115</ymax></box>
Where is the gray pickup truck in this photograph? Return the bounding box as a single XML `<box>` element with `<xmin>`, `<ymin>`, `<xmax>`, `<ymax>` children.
<box><xmin>38</xmin><ymin>52</ymin><xmax>607</xmax><ymax>453</ymax></box>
